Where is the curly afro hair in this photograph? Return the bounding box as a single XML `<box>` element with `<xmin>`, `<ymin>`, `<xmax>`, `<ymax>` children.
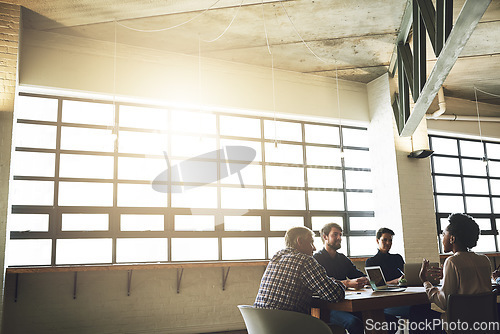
<box><xmin>446</xmin><ymin>213</ymin><xmax>480</xmax><ymax>250</ymax></box>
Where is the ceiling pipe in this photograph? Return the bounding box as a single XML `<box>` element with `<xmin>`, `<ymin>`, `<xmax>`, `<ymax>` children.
<box><xmin>427</xmin><ymin>88</ymin><xmax>446</xmax><ymax>119</ymax></box>
<box><xmin>427</xmin><ymin>114</ymin><xmax>500</xmax><ymax>122</ymax></box>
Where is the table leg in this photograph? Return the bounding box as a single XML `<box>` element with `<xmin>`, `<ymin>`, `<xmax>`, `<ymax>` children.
<box><xmin>362</xmin><ymin>309</ymin><xmax>389</xmax><ymax>334</ymax></box>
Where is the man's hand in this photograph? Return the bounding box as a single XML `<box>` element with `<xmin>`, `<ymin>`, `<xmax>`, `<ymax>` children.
<box><xmin>343</xmin><ymin>277</ymin><xmax>369</xmax><ymax>289</ymax></box>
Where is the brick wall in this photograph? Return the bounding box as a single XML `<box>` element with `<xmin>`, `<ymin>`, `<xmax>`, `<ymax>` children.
<box><xmin>0</xmin><ymin>2</ymin><xmax>20</xmax><ymax>332</ymax></box>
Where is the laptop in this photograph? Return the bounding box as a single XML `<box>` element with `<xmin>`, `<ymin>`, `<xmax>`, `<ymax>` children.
<box><xmin>365</xmin><ymin>266</ymin><xmax>406</xmax><ymax>292</ymax></box>
<box><xmin>404</xmin><ymin>262</ymin><xmax>441</xmax><ymax>286</ymax></box>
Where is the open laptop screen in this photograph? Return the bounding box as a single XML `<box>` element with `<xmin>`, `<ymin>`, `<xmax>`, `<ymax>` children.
<box><xmin>365</xmin><ymin>266</ymin><xmax>386</xmax><ymax>288</ymax></box>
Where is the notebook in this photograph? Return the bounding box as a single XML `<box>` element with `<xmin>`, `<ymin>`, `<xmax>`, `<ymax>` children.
<box><xmin>365</xmin><ymin>266</ymin><xmax>406</xmax><ymax>292</ymax></box>
<box><xmin>404</xmin><ymin>262</ymin><xmax>441</xmax><ymax>286</ymax></box>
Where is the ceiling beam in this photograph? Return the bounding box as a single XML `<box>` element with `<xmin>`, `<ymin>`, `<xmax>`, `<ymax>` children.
<box><xmin>400</xmin><ymin>0</ymin><xmax>491</xmax><ymax>137</ymax></box>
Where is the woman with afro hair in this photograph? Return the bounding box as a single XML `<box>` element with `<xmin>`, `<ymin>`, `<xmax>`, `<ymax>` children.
<box><xmin>419</xmin><ymin>213</ymin><xmax>492</xmax><ymax>313</ymax></box>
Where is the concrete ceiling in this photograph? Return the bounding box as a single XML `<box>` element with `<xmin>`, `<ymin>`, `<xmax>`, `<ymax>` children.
<box><xmin>11</xmin><ymin>0</ymin><xmax>500</xmax><ymax>117</ymax></box>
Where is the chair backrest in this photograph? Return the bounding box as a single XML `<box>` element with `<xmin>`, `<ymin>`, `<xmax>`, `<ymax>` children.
<box><xmin>237</xmin><ymin>305</ymin><xmax>333</xmax><ymax>334</ymax></box>
<box><xmin>447</xmin><ymin>292</ymin><xmax>499</xmax><ymax>334</ymax></box>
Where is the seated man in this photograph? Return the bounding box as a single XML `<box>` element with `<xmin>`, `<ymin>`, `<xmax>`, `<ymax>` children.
<box><xmin>365</xmin><ymin>227</ymin><xmax>404</xmax><ymax>284</ymax></box>
<box><xmin>314</xmin><ymin>223</ymin><xmax>397</xmax><ymax>334</ymax></box>
<box><xmin>254</xmin><ymin>226</ymin><xmax>345</xmax><ymax>315</ymax></box>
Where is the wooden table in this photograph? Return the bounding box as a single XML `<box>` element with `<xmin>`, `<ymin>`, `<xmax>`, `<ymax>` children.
<box><xmin>311</xmin><ymin>287</ymin><xmax>430</xmax><ymax>334</ymax></box>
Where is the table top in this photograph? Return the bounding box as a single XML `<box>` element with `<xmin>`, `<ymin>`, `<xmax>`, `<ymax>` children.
<box><xmin>313</xmin><ymin>287</ymin><xmax>430</xmax><ymax>313</ymax></box>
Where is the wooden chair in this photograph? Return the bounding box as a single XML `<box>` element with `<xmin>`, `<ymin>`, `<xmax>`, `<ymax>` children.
<box><xmin>446</xmin><ymin>292</ymin><xmax>499</xmax><ymax>334</ymax></box>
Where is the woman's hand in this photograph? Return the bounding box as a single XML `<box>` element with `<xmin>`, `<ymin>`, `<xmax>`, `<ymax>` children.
<box><xmin>419</xmin><ymin>259</ymin><xmax>429</xmax><ymax>283</ymax></box>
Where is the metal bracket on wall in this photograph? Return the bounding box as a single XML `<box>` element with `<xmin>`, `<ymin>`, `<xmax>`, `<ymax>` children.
<box><xmin>127</xmin><ymin>270</ymin><xmax>133</xmax><ymax>296</ymax></box>
<box><xmin>176</xmin><ymin>268</ymin><xmax>183</xmax><ymax>294</ymax></box>
<box><xmin>222</xmin><ymin>267</ymin><xmax>230</xmax><ymax>291</ymax></box>
<box><xmin>73</xmin><ymin>272</ymin><xmax>78</xmax><ymax>299</ymax></box>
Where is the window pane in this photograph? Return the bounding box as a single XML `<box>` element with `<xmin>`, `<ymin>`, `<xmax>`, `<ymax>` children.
<box><xmin>171</xmin><ymin>135</ymin><xmax>217</xmax><ymax>158</ymax></box>
<box><xmin>432</xmin><ymin>156</ymin><xmax>460</xmax><ymax>174</ymax></box>
<box><xmin>171</xmin><ymin>187</ymin><xmax>217</xmax><ymax>208</ymax></box>
<box><xmin>306</xmin><ymin>146</ymin><xmax>342</xmax><ymax>167</ymax></box>
<box><xmin>347</xmin><ymin>192</ymin><xmax>374</xmax><ymax>211</ymax></box>
<box><xmin>267</xmin><ymin>189</ymin><xmax>305</xmax><ymax>210</ymax></box>
<box><xmin>345</xmin><ymin>170</ymin><xmax>372</xmax><ymax>190</ymax></box>
<box><xmin>307</xmin><ymin>168</ymin><xmax>343</xmax><ymax>188</ymax></box>
<box><xmin>224</xmin><ymin>216</ymin><xmax>261</xmax><ymax>231</ymax></box>
<box><xmin>116</xmin><ymin>238</ymin><xmax>168</xmax><ymax>262</ymax></box>
<box><xmin>222</xmin><ymin>238</ymin><xmax>265</xmax><ymax>260</ymax></box>
<box><xmin>171</xmin><ymin>109</ymin><xmax>216</xmax><ymax>134</ymax></box>
<box><xmin>220</xmin><ymin>115</ymin><xmax>260</xmax><ymax>138</ymax></box>
<box><xmin>344</xmin><ymin>149</ymin><xmax>370</xmax><ymax>168</ymax></box>
<box><xmin>465</xmin><ymin>196</ymin><xmax>491</xmax><ymax>213</ymax></box>
<box><xmin>118</xmin><ymin>130</ymin><xmax>167</xmax><ymax>155</ymax></box>
<box><xmin>266</xmin><ymin>166</ymin><xmax>304</xmax><ymax>187</ymax></box>
<box><xmin>10</xmin><ymin>180</ymin><xmax>53</xmax><ymax>206</ymax></box>
<box><xmin>119</xmin><ymin>105</ymin><xmax>168</xmax><ymax>130</ymax></box>
<box><xmin>431</xmin><ymin>137</ymin><xmax>458</xmax><ymax>155</ymax></box>
<box><xmin>311</xmin><ymin>216</ymin><xmax>343</xmax><ymax>232</ymax></box>
<box><xmin>118</xmin><ymin>183</ymin><xmax>168</xmax><ymax>207</ymax></box>
<box><xmin>434</xmin><ymin>176</ymin><xmax>462</xmax><ymax>193</ymax></box>
<box><xmin>489</xmin><ymin>161</ymin><xmax>500</xmax><ymax>177</ymax></box>
<box><xmin>15</xmin><ymin>124</ymin><xmax>56</xmax><ymax>149</ymax></box>
<box><xmin>220</xmin><ymin>139</ymin><xmax>262</xmax><ymax>162</ymax></box>
<box><xmin>349</xmin><ymin>236</ymin><xmax>374</xmax><ymax>256</ymax></box>
<box><xmin>349</xmin><ymin>217</ymin><xmax>375</xmax><ymax>231</ymax></box>
<box><xmin>221</xmin><ymin>163</ymin><xmax>262</xmax><ymax>186</ymax></box>
<box><xmin>62</xmin><ymin>100</ymin><xmax>113</xmax><ymax>126</ymax></box>
<box><xmin>304</xmin><ymin>124</ymin><xmax>339</xmax><ymax>145</ymax></box>
<box><xmin>62</xmin><ymin>214</ymin><xmax>109</xmax><ymax>231</ymax></box>
<box><xmin>474</xmin><ymin>235</ymin><xmax>496</xmax><ymax>253</ymax></box>
<box><xmin>486</xmin><ymin>143</ymin><xmax>500</xmax><ymax>159</ymax></box>
<box><xmin>221</xmin><ymin>187</ymin><xmax>263</xmax><ymax>209</ymax></box>
<box><xmin>308</xmin><ymin>190</ymin><xmax>344</xmax><ymax>211</ymax></box>
<box><xmin>342</xmin><ymin>128</ymin><xmax>368</xmax><ymax>147</ymax></box>
<box><xmin>56</xmin><ymin>239</ymin><xmax>112</xmax><ymax>264</ymax></box>
<box><xmin>265</xmin><ymin>143</ymin><xmax>303</xmax><ymax>164</ymax></box>
<box><xmin>8</xmin><ymin>239</ymin><xmax>52</xmax><ymax>266</ymax></box>
<box><xmin>491</xmin><ymin>179</ymin><xmax>500</xmax><ymax>194</ymax></box>
<box><xmin>459</xmin><ymin>140</ymin><xmax>484</xmax><ymax>158</ymax></box>
<box><xmin>463</xmin><ymin>178</ymin><xmax>489</xmax><ymax>195</ymax></box>
<box><xmin>462</xmin><ymin>159</ymin><xmax>487</xmax><ymax>176</ymax></box>
<box><xmin>269</xmin><ymin>216</ymin><xmax>304</xmax><ymax>231</ymax></box>
<box><xmin>436</xmin><ymin>195</ymin><xmax>464</xmax><ymax>213</ymax></box>
<box><xmin>61</xmin><ymin>127</ymin><xmax>115</xmax><ymax>152</ymax></box>
<box><xmin>11</xmin><ymin>151</ymin><xmax>55</xmax><ymax>177</ymax></box>
<box><xmin>174</xmin><ymin>215</ymin><xmax>214</xmax><ymax>231</ymax></box>
<box><xmin>16</xmin><ymin>95</ymin><xmax>58</xmax><ymax>121</ymax></box>
<box><xmin>121</xmin><ymin>214</ymin><xmax>164</xmax><ymax>231</ymax></box>
<box><xmin>268</xmin><ymin>237</ymin><xmax>285</xmax><ymax>258</ymax></box>
<box><xmin>118</xmin><ymin>157</ymin><xmax>166</xmax><ymax>181</ymax></box>
<box><xmin>264</xmin><ymin>120</ymin><xmax>302</xmax><ymax>142</ymax></box>
<box><xmin>171</xmin><ymin>159</ymin><xmax>218</xmax><ymax>184</ymax></box>
<box><xmin>493</xmin><ymin>198</ymin><xmax>500</xmax><ymax>213</ymax></box>
<box><xmin>474</xmin><ymin>218</ymin><xmax>492</xmax><ymax>231</ymax></box>
<box><xmin>9</xmin><ymin>214</ymin><xmax>49</xmax><ymax>232</ymax></box>
<box><xmin>171</xmin><ymin>238</ymin><xmax>218</xmax><ymax>261</ymax></box>
<box><xmin>59</xmin><ymin>182</ymin><xmax>113</xmax><ymax>206</ymax></box>
<box><xmin>59</xmin><ymin>154</ymin><xmax>114</xmax><ymax>179</ymax></box>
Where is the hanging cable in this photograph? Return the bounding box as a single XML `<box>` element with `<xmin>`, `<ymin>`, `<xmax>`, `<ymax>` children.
<box><xmin>335</xmin><ymin>65</ymin><xmax>343</xmax><ymax>157</ymax></box>
<box><xmin>473</xmin><ymin>86</ymin><xmax>500</xmax><ymax>99</ymax></box>
<box><xmin>474</xmin><ymin>87</ymin><xmax>488</xmax><ymax>167</ymax></box>
<box><xmin>115</xmin><ymin>0</ymin><xmax>223</xmax><ymax>33</ymax></box>
<box><xmin>202</xmin><ymin>0</ymin><xmax>245</xmax><ymax>43</ymax></box>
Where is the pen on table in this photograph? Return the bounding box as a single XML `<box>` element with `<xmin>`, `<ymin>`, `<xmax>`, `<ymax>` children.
<box><xmin>397</xmin><ymin>268</ymin><xmax>405</xmax><ymax>276</ymax></box>
<box><xmin>496</xmin><ymin>263</ymin><xmax>500</xmax><ymax>271</ymax></box>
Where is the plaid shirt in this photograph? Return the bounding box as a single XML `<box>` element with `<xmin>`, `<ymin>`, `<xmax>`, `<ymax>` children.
<box><xmin>254</xmin><ymin>248</ymin><xmax>345</xmax><ymax>314</ymax></box>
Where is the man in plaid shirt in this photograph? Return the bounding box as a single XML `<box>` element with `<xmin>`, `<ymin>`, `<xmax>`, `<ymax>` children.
<box><xmin>254</xmin><ymin>226</ymin><xmax>345</xmax><ymax>314</ymax></box>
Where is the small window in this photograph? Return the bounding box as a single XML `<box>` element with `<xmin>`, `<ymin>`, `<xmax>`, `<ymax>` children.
<box><xmin>264</xmin><ymin>120</ymin><xmax>302</xmax><ymax>142</ymax></box>
<box><xmin>224</xmin><ymin>216</ymin><xmax>261</xmax><ymax>231</ymax></box>
<box><xmin>308</xmin><ymin>191</ymin><xmax>344</xmax><ymax>211</ymax></box>
<box><xmin>267</xmin><ymin>189</ymin><xmax>305</xmax><ymax>210</ymax></box>
<box><xmin>269</xmin><ymin>216</ymin><xmax>304</xmax><ymax>231</ymax></box>
<box><xmin>171</xmin><ymin>238</ymin><xmax>218</xmax><ymax>261</ymax></box>
<box><xmin>56</xmin><ymin>239</ymin><xmax>112</xmax><ymax>265</ymax></box>
<box><xmin>9</xmin><ymin>214</ymin><xmax>49</xmax><ymax>232</ymax></box>
<box><xmin>222</xmin><ymin>238</ymin><xmax>265</xmax><ymax>260</ymax></box>
<box><xmin>304</xmin><ymin>124</ymin><xmax>340</xmax><ymax>145</ymax></box>
<box><xmin>121</xmin><ymin>215</ymin><xmax>164</xmax><ymax>231</ymax></box>
<box><xmin>62</xmin><ymin>100</ymin><xmax>114</xmax><ymax>126</ymax></box>
<box><xmin>174</xmin><ymin>215</ymin><xmax>214</xmax><ymax>231</ymax></box>
<box><xmin>62</xmin><ymin>214</ymin><xmax>109</xmax><ymax>231</ymax></box>
<box><xmin>116</xmin><ymin>238</ymin><xmax>168</xmax><ymax>263</ymax></box>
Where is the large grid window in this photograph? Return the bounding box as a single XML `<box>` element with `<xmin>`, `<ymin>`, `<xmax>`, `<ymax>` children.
<box><xmin>8</xmin><ymin>92</ymin><xmax>374</xmax><ymax>266</ymax></box>
<box><xmin>429</xmin><ymin>134</ymin><xmax>500</xmax><ymax>253</ymax></box>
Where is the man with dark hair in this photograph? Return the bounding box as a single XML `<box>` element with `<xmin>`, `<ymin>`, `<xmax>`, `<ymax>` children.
<box><xmin>254</xmin><ymin>226</ymin><xmax>345</xmax><ymax>314</ymax></box>
<box><xmin>365</xmin><ymin>227</ymin><xmax>404</xmax><ymax>284</ymax></box>
<box><xmin>313</xmin><ymin>223</ymin><xmax>370</xmax><ymax>334</ymax></box>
